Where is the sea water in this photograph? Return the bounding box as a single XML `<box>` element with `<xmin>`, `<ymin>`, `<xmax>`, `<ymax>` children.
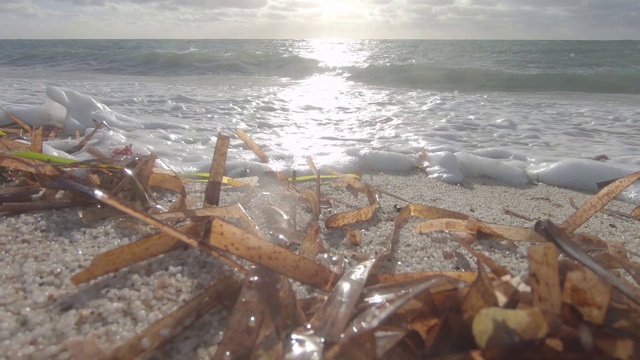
<box><xmin>0</xmin><ymin>40</ymin><xmax>639</xmax><ymax>202</ymax></box>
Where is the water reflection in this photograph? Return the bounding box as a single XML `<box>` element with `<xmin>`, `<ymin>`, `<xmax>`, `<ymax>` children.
<box><xmin>272</xmin><ymin>40</ymin><xmax>377</xmax><ymax>171</ymax></box>
<box><xmin>294</xmin><ymin>39</ymin><xmax>370</xmax><ymax>68</ymax></box>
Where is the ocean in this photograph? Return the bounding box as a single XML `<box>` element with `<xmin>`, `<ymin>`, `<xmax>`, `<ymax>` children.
<box><xmin>1</xmin><ymin>39</ymin><xmax>639</xmax><ymax>201</ymax></box>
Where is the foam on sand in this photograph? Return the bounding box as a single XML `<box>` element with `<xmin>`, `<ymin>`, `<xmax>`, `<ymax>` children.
<box><xmin>526</xmin><ymin>158</ymin><xmax>640</xmax><ymax>192</ymax></box>
<box><xmin>3</xmin><ymin>86</ymin><xmax>639</xmax><ymax>203</ymax></box>
<box><xmin>0</xmin><ymin>99</ymin><xmax>66</xmax><ymax>129</ymax></box>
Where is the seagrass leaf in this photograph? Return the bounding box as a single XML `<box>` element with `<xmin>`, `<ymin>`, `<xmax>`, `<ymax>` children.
<box><xmin>325</xmin><ymin>203</ymin><xmax>379</xmax><ymax>229</ymax></box>
<box><xmin>207</xmin><ymin>218</ymin><xmax>338</xmax><ymax>291</ymax></box>
<box><xmin>71</xmin><ymin>223</ymin><xmax>201</xmax><ymax>285</ymax></box>
<box><xmin>108</xmin><ymin>277</ymin><xmax>241</xmax><ymax>360</ymax></box>
<box><xmin>204</xmin><ymin>132</ymin><xmax>230</xmax><ymax>207</ymax></box>
<box><xmin>562</xmin><ymin>171</ymin><xmax>640</xmax><ymax>233</ymax></box>
<box><xmin>235</xmin><ymin>128</ymin><xmax>269</xmax><ymax>163</ymax></box>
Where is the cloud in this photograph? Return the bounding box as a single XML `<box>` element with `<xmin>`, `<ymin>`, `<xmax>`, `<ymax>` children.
<box><xmin>53</xmin><ymin>0</ymin><xmax>268</xmax><ymax>9</ymax></box>
<box><xmin>406</xmin><ymin>0</ymin><xmax>455</xmax><ymax>6</ymax></box>
<box><xmin>389</xmin><ymin>0</ymin><xmax>640</xmax><ymax>39</ymax></box>
<box><xmin>268</xmin><ymin>0</ymin><xmax>319</xmax><ymax>12</ymax></box>
<box><xmin>67</xmin><ymin>0</ymin><xmax>109</xmax><ymax>5</ymax></box>
<box><xmin>365</xmin><ymin>0</ymin><xmax>392</xmax><ymax>4</ymax></box>
<box><xmin>0</xmin><ymin>0</ymin><xmax>638</xmax><ymax>38</ymax></box>
<box><xmin>179</xmin><ymin>0</ymin><xmax>268</xmax><ymax>9</ymax></box>
<box><xmin>0</xmin><ymin>0</ymin><xmax>45</xmax><ymax>16</ymax></box>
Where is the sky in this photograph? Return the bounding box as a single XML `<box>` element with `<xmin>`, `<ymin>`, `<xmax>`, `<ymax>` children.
<box><xmin>0</xmin><ymin>0</ymin><xmax>638</xmax><ymax>39</ymax></box>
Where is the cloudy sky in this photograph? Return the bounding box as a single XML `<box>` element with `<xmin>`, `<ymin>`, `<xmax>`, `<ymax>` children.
<box><xmin>0</xmin><ymin>0</ymin><xmax>638</xmax><ymax>39</ymax></box>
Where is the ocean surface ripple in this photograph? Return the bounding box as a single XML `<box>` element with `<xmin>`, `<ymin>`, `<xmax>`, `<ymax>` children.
<box><xmin>1</xmin><ymin>39</ymin><xmax>639</xmax><ymax>202</ymax></box>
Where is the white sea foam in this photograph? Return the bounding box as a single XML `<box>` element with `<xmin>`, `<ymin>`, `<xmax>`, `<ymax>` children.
<box><xmin>0</xmin><ymin>100</ymin><xmax>66</xmax><ymax>128</ymax></box>
<box><xmin>1</xmin><ymin>40</ymin><xmax>639</xmax><ymax>203</ymax></box>
<box><xmin>3</xmin><ymin>84</ymin><xmax>639</xmax><ymax>204</ymax></box>
<box><xmin>525</xmin><ymin>159</ymin><xmax>640</xmax><ymax>203</ymax></box>
<box><xmin>424</xmin><ymin>151</ymin><xmax>463</xmax><ymax>184</ymax></box>
<box><xmin>355</xmin><ymin>150</ymin><xmax>419</xmax><ymax>173</ymax></box>
<box><xmin>456</xmin><ymin>152</ymin><xmax>529</xmax><ymax>187</ymax></box>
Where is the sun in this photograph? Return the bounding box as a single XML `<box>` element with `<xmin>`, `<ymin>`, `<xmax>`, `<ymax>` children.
<box><xmin>305</xmin><ymin>0</ymin><xmax>369</xmax><ymax>38</ymax></box>
<box><xmin>317</xmin><ymin>0</ymin><xmax>357</xmax><ymax>20</ymax></box>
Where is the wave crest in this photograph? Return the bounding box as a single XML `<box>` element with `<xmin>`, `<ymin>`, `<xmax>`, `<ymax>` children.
<box><xmin>117</xmin><ymin>49</ymin><xmax>321</xmax><ymax>78</ymax></box>
<box><xmin>346</xmin><ymin>64</ymin><xmax>640</xmax><ymax>94</ymax></box>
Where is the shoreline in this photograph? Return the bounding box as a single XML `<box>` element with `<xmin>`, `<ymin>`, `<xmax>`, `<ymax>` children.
<box><xmin>1</xmin><ymin>172</ymin><xmax>639</xmax><ymax>358</ymax></box>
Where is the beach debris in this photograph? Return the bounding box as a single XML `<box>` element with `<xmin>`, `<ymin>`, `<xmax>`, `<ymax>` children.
<box><xmin>306</xmin><ymin>258</ymin><xmax>378</xmax><ymax>341</ymax></box>
<box><xmin>280</xmin><ymin>189</ymin><xmax>321</xmax><ymax>220</ymax></box>
<box><xmin>561</xmin><ymin>170</ymin><xmax>640</xmax><ymax>233</ymax></box>
<box><xmin>535</xmin><ymin>219</ymin><xmax>640</xmax><ymax>307</ymax></box>
<box><xmin>235</xmin><ymin>128</ymin><xmax>269</xmax><ymax>164</ymax></box>
<box><xmin>70</xmin><ymin>222</ymin><xmax>201</xmax><ymax>285</ymax></box>
<box><xmin>502</xmin><ymin>207</ymin><xmax>536</xmax><ymax>221</ymax></box>
<box><xmin>299</xmin><ymin>189</ymin><xmax>321</xmax><ymax>218</ymax></box>
<box><xmin>207</xmin><ymin>217</ymin><xmax>338</xmax><ymax>291</ymax></box>
<box><xmin>299</xmin><ymin>222</ymin><xmax>325</xmax><ymax>259</ymax></box>
<box><xmin>68</xmin><ymin>121</ymin><xmax>107</xmax><ymax>153</ymax></box>
<box><xmin>452</xmin><ymin>250</ymin><xmax>473</xmax><ymax>271</ymax></box>
<box><xmin>307</xmin><ymin>155</ymin><xmax>322</xmax><ymax>201</ymax></box>
<box><xmin>110</xmin><ymin>143</ymin><xmax>134</xmax><ymax>157</ymax></box>
<box><xmin>7</xmin><ymin>112</ymin><xmax>33</xmax><ymax>134</ymax></box>
<box><xmin>527</xmin><ymin>243</ymin><xmax>562</xmax><ymax>314</ymax></box>
<box><xmin>214</xmin><ymin>268</ymin><xmax>269</xmax><ymax>360</ymax></box>
<box><xmin>108</xmin><ymin>276</ymin><xmax>241</xmax><ymax>360</ymax></box>
<box><xmin>2</xmin><ymin>127</ymin><xmax>640</xmax><ymax>359</ymax></box>
<box><xmin>326</xmin><ymin>203</ymin><xmax>379</xmax><ymax>229</ymax></box>
<box><xmin>472</xmin><ymin>306</ymin><xmax>550</xmax><ymax>349</ymax></box>
<box><xmin>204</xmin><ymin>133</ymin><xmax>230</xmax><ymax>207</ymax></box>
<box><xmin>345</xmin><ymin>226</ymin><xmax>363</xmax><ymax>246</ymax></box>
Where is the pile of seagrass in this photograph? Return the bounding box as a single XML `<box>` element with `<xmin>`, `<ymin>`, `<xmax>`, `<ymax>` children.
<box><xmin>2</xmin><ymin>115</ymin><xmax>640</xmax><ymax>359</ymax></box>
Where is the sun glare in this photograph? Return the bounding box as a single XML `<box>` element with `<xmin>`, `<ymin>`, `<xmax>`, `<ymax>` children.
<box><xmin>319</xmin><ymin>0</ymin><xmax>351</xmax><ymax>20</ymax></box>
<box><xmin>275</xmin><ymin>73</ymin><xmax>354</xmax><ymax>165</ymax></box>
<box><xmin>296</xmin><ymin>39</ymin><xmax>369</xmax><ymax>67</ymax></box>
<box><xmin>270</xmin><ymin>40</ymin><xmax>375</xmax><ymax>170</ymax></box>
<box><xmin>305</xmin><ymin>0</ymin><xmax>370</xmax><ymax>40</ymax></box>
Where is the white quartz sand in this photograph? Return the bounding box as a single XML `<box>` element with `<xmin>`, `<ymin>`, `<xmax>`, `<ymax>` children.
<box><xmin>1</xmin><ymin>172</ymin><xmax>638</xmax><ymax>359</ymax></box>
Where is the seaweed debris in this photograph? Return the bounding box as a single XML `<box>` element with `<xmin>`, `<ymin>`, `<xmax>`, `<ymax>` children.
<box><xmin>2</xmin><ymin>119</ymin><xmax>640</xmax><ymax>359</ymax></box>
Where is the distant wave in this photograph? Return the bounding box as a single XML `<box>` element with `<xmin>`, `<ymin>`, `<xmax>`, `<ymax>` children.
<box><xmin>346</xmin><ymin>64</ymin><xmax>640</xmax><ymax>94</ymax></box>
<box><xmin>0</xmin><ymin>46</ymin><xmax>321</xmax><ymax>79</ymax></box>
<box><xmin>129</xmin><ymin>50</ymin><xmax>321</xmax><ymax>78</ymax></box>
<box><xmin>1</xmin><ymin>40</ymin><xmax>639</xmax><ymax>94</ymax></box>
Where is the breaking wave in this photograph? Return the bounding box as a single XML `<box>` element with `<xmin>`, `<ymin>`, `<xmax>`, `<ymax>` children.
<box><xmin>346</xmin><ymin>64</ymin><xmax>640</xmax><ymax>94</ymax></box>
<box><xmin>1</xmin><ymin>39</ymin><xmax>639</xmax><ymax>94</ymax></box>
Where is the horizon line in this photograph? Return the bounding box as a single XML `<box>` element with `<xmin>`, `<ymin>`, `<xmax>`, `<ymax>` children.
<box><xmin>1</xmin><ymin>38</ymin><xmax>639</xmax><ymax>41</ymax></box>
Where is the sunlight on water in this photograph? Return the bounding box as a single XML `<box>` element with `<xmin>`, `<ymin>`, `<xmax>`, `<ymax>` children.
<box><xmin>295</xmin><ymin>39</ymin><xmax>369</xmax><ymax>68</ymax></box>
<box><xmin>275</xmin><ymin>40</ymin><xmax>378</xmax><ymax>164</ymax></box>
<box><xmin>280</xmin><ymin>74</ymin><xmax>354</xmax><ymax>110</ymax></box>
<box><xmin>275</xmin><ymin>71</ymin><xmax>368</xmax><ymax>170</ymax></box>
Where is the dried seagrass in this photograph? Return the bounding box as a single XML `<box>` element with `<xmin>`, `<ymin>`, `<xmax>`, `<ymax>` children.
<box><xmin>2</xmin><ymin>121</ymin><xmax>640</xmax><ymax>359</ymax></box>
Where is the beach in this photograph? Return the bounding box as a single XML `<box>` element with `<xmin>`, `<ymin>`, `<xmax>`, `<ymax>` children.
<box><xmin>1</xmin><ymin>172</ymin><xmax>638</xmax><ymax>359</ymax></box>
<box><xmin>1</xmin><ymin>39</ymin><xmax>639</xmax><ymax>358</ymax></box>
